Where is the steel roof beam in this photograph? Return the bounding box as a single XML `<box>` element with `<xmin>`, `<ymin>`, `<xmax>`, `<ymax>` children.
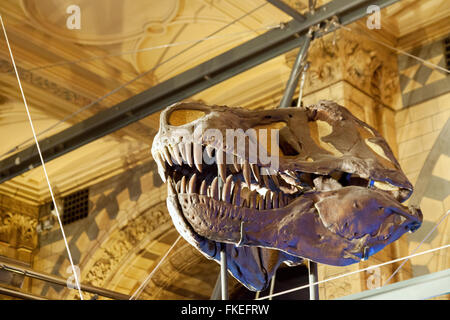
<box><xmin>266</xmin><ymin>0</ymin><xmax>306</xmax><ymax>22</ymax></box>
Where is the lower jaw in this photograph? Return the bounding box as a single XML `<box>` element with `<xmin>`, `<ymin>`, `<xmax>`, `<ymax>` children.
<box><xmin>170</xmin><ymin>184</ymin><xmax>418</xmax><ymax>266</ymax></box>
<box><xmin>173</xmin><ymin>192</ymin><xmax>354</xmax><ymax>265</ymax></box>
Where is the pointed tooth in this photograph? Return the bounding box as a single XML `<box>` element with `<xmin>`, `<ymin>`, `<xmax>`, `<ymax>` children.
<box><xmin>218</xmin><ymin>164</ymin><xmax>227</xmax><ymax>183</ymax></box>
<box><xmin>171</xmin><ymin>145</ymin><xmax>183</xmax><ymax>165</ymax></box>
<box><xmin>155</xmin><ymin>151</ymin><xmax>165</xmax><ymax>168</ymax></box>
<box><xmin>229</xmin><ymin>164</ymin><xmax>238</xmax><ymax>174</ymax></box>
<box><xmin>200</xmin><ymin>180</ymin><xmax>207</xmax><ymax>195</ymax></box>
<box><xmin>185</xmin><ymin>142</ymin><xmax>193</xmax><ymax>167</ymax></box>
<box><xmin>218</xmin><ymin>163</ymin><xmax>227</xmax><ymax>182</ymax></box>
<box><xmin>233</xmin><ymin>156</ymin><xmax>241</xmax><ymax>172</ymax></box>
<box><xmin>243</xmin><ymin>160</ymin><xmax>252</xmax><ymax>187</ymax></box>
<box><xmin>178</xmin><ymin>143</ymin><xmax>187</xmax><ymax>164</ymax></box>
<box><xmin>249</xmin><ymin>191</ymin><xmax>257</xmax><ymax>208</ymax></box>
<box><xmin>262</xmin><ymin>171</ymin><xmax>270</xmax><ymax>189</ymax></box>
<box><xmin>250</xmin><ymin>163</ymin><xmax>260</xmax><ymax>183</ymax></box>
<box><xmin>257</xmin><ymin>195</ymin><xmax>264</xmax><ymax>210</ymax></box>
<box><xmin>155</xmin><ymin>152</ymin><xmax>167</xmax><ymax>182</ymax></box>
<box><xmin>215</xmin><ymin>150</ymin><xmax>226</xmax><ymax>180</ymax></box>
<box><xmin>167</xmin><ymin>146</ymin><xmax>176</xmax><ymax>163</ymax></box>
<box><xmin>232</xmin><ymin>179</ymin><xmax>241</xmax><ymax>206</ymax></box>
<box><xmin>193</xmin><ymin>143</ymin><xmax>203</xmax><ymax>172</ymax></box>
<box><xmin>169</xmin><ymin>145</ymin><xmax>181</xmax><ymax>165</ymax></box>
<box><xmin>189</xmin><ymin>174</ymin><xmax>198</xmax><ymax>194</ymax></box>
<box><xmin>180</xmin><ymin>176</ymin><xmax>187</xmax><ymax>194</ymax></box>
<box><xmin>271</xmin><ymin>174</ymin><xmax>280</xmax><ymax>188</ymax></box>
<box><xmin>272</xmin><ymin>192</ymin><xmax>279</xmax><ymax>209</ymax></box>
<box><xmin>176</xmin><ymin>181</ymin><xmax>181</xmax><ymax>192</ymax></box>
<box><xmin>265</xmin><ymin>192</ymin><xmax>272</xmax><ymax>209</ymax></box>
<box><xmin>222</xmin><ymin>175</ymin><xmax>233</xmax><ymax>203</ymax></box>
<box><xmin>206</xmin><ymin>145</ymin><xmax>214</xmax><ymax>158</ymax></box>
<box><xmin>211</xmin><ymin>177</ymin><xmax>219</xmax><ymax>200</ymax></box>
<box><xmin>167</xmin><ymin>177</ymin><xmax>176</xmax><ymax>195</ymax></box>
<box><xmin>163</xmin><ymin>146</ymin><xmax>173</xmax><ymax>166</ymax></box>
<box><xmin>278</xmin><ymin>191</ymin><xmax>285</xmax><ymax>207</ymax></box>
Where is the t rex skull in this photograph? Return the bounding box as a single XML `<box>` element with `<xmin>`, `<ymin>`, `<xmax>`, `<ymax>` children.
<box><xmin>151</xmin><ymin>100</ymin><xmax>422</xmax><ymax>291</ymax></box>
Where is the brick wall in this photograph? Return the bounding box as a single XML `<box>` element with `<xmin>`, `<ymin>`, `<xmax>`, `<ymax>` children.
<box><xmin>395</xmin><ymin>36</ymin><xmax>450</xmax><ymax>283</ymax></box>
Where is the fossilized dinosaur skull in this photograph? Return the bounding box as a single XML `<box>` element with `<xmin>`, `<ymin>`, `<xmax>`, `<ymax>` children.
<box><xmin>151</xmin><ymin>100</ymin><xmax>422</xmax><ymax>291</ymax></box>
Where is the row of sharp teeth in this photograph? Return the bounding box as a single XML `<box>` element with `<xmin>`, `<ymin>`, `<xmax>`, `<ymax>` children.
<box><xmin>173</xmin><ymin>173</ymin><xmax>293</xmax><ymax>210</ymax></box>
<box><xmin>154</xmin><ymin>142</ymin><xmax>307</xmax><ymax>191</ymax></box>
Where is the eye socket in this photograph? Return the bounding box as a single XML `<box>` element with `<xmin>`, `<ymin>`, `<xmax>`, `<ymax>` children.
<box><xmin>168</xmin><ymin>109</ymin><xmax>206</xmax><ymax>126</ymax></box>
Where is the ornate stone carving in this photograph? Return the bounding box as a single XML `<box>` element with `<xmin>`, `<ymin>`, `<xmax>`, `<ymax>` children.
<box><xmin>66</xmin><ymin>201</ymin><xmax>170</xmax><ymax>299</ymax></box>
<box><xmin>340</xmin><ymin>30</ymin><xmax>399</xmax><ymax>107</ymax></box>
<box><xmin>318</xmin><ymin>265</ymin><xmax>356</xmax><ymax>299</ymax></box>
<box><xmin>0</xmin><ymin>209</ymin><xmax>38</xmax><ymax>250</ymax></box>
<box><xmin>285</xmin><ymin>29</ymin><xmax>400</xmax><ymax>108</ymax></box>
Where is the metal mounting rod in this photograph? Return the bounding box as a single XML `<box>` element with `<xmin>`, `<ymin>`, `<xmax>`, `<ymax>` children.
<box><xmin>0</xmin><ymin>286</ymin><xmax>48</xmax><ymax>300</ymax></box>
<box><xmin>0</xmin><ymin>261</ymin><xmax>130</xmax><ymax>300</ymax></box>
<box><xmin>220</xmin><ymin>244</ymin><xmax>228</xmax><ymax>300</ymax></box>
<box><xmin>296</xmin><ymin>62</ymin><xmax>310</xmax><ymax>108</ymax></box>
<box><xmin>268</xmin><ymin>271</ymin><xmax>277</xmax><ymax>300</ymax></box>
<box><xmin>308</xmin><ymin>260</ymin><xmax>319</xmax><ymax>300</ymax></box>
<box><xmin>0</xmin><ymin>0</ymin><xmax>400</xmax><ymax>184</ymax></box>
<box><xmin>279</xmin><ymin>32</ymin><xmax>312</xmax><ymax>108</ymax></box>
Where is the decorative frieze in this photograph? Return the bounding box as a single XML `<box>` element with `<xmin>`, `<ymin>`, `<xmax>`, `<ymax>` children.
<box><xmin>0</xmin><ymin>195</ymin><xmax>38</xmax><ymax>255</ymax></box>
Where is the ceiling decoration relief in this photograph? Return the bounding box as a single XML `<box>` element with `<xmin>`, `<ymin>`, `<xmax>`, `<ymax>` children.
<box><xmin>21</xmin><ymin>0</ymin><xmax>180</xmax><ymax>45</ymax></box>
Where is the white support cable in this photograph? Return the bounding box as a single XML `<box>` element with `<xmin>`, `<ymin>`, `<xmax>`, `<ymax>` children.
<box><xmin>6</xmin><ymin>25</ymin><xmax>280</xmax><ymax>74</ymax></box>
<box><xmin>0</xmin><ymin>15</ymin><xmax>84</xmax><ymax>300</ymax></box>
<box><xmin>382</xmin><ymin>210</ymin><xmax>449</xmax><ymax>287</ymax></box>
<box><xmin>255</xmin><ymin>243</ymin><xmax>450</xmax><ymax>300</ymax></box>
<box><xmin>129</xmin><ymin>235</ymin><xmax>181</xmax><ymax>300</ymax></box>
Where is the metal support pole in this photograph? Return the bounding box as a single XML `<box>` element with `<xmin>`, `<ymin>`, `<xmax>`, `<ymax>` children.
<box><xmin>0</xmin><ymin>286</ymin><xmax>48</xmax><ymax>300</ymax></box>
<box><xmin>220</xmin><ymin>244</ymin><xmax>228</xmax><ymax>300</ymax></box>
<box><xmin>308</xmin><ymin>260</ymin><xmax>319</xmax><ymax>300</ymax></box>
<box><xmin>0</xmin><ymin>261</ymin><xmax>130</xmax><ymax>300</ymax></box>
<box><xmin>279</xmin><ymin>32</ymin><xmax>312</xmax><ymax>109</ymax></box>
<box><xmin>268</xmin><ymin>271</ymin><xmax>277</xmax><ymax>300</ymax></box>
<box><xmin>296</xmin><ymin>62</ymin><xmax>310</xmax><ymax>108</ymax></box>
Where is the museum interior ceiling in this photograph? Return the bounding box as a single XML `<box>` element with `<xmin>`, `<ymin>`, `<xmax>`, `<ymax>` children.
<box><xmin>0</xmin><ymin>0</ymin><xmax>449</xmax><ymax>300</ymax></box>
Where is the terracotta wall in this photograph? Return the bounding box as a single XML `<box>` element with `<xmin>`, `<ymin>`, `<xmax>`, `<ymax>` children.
<box><xmin>394</xmin><ymin>36</ymin><xmax>450</xmax><ymax>280</ymax></box>
<box><xmin>30</xmin><ymin>160</ymin><xmax>173</xmax><ymax>299</ymax></box>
